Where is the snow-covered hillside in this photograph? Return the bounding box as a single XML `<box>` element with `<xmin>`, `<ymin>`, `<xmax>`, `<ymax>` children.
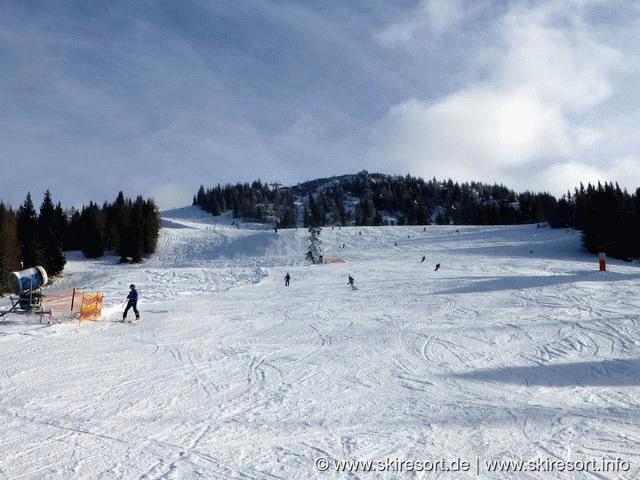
<box><xmin>1</xmin><ymin>207</ymin><xmax>640</xmax><ymax>479</ymax></box>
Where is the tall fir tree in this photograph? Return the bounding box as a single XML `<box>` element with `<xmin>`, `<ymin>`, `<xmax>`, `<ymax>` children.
<box><xmin>16</xmin><ymin>193</ymin><xmax>42</xmax><ymax>268</ymax></box>
<box><xmin>0</xmin><ymin>204</ymin><xmax>21</xmax><ymax>295</ymax></box>
<box><xmin>128</xmin><ymin>196</ymin><xmax>145</xmax><ymax>262</ymax></box>
<box><xmin>65</xmin><ymin>208</ymin><xmax>83</xmax><ymax>251</ymax></box>
<box><xmin>38</xmin><ymin>190</ymin><xmax>66</xmax><ymax>275</ymax></box>
<box><xmin>81</xmin><ymin>202</ymin><xmax>106</xmax><ymax>259</ymax></box>
<box><xmin>141</xmin><ymin>198</ymin><xmax>160</xmax><ymax>256</ymax></box>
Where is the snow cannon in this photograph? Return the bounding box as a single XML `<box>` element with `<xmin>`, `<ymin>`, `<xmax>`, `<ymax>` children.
<box><xmin>8</xmin><ymin>266</ymin><xmax>48</xmax><ymax>295</ymax></box>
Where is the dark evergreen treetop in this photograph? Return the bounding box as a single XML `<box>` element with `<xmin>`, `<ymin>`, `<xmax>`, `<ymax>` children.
<box><xmin>192</xmin><ymin>172</ymin><xmax>640</xmax><ymax>260</ymax></box>
<box><xmin>193</xmin><ymin>172</ymin><xmax>560</xmax><ymax>228</ymax></box>
<box><xmin>38</xmin><ymin>190</ymin><xmax>66</xmax><ymax>275</ymax></box>
<box><xmin>16</xmin><ymin>193</ymin><xmax>42</xmax><ymax>270</ymax></box>
<box><xmin>558</xmin><ymin>181</ymin><xmax>640</xmax><ymax>261</ymax></box>
<box><xmin>0</xmin><ymin>191</ymin><xmax>161</xmax><ymax>289</ymax></box>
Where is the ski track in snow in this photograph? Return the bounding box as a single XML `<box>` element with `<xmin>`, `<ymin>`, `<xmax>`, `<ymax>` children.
<box><xmin>1</xmin><ymin>210</ymin><xmax>640</xmax><ymax>479</ymax></box>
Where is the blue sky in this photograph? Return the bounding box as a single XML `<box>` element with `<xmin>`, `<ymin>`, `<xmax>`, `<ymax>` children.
<box><xmin>2</xmin><ymin>0</ymin><xmax>639</xmax><ymax>209</ymax></box>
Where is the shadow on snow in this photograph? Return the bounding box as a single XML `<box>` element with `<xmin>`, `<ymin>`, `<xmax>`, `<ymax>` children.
<box><xmin>452</xmin><ymin>358</ymin><xmax>640</xmax><ymax>387</ymax></box>
<box><xmin>433</xmin><ymin>271</ymin><xmax>640</xmax><ymax>295</ymax></box>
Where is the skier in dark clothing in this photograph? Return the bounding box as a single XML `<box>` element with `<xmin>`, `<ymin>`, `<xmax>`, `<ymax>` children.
<box><xmin>123</xmin><ymin>284</ymin><xmax>140</xmax><ymax>321</ymax></box>
<box><xmin>421</xmin><ymin>256</ymin><xmax>426</xmax><ymax>263</ymax></box>
<box><xmin>434</xmin><ymin>263</ymin><xmax>440</xmax><ymax>271</ymax></box>
<box><xmin>284</xmin><ymin>273</ymin><xmax>290</xmax><ymax>286</ymax></box>
<box><xmin>348</xmin><ymin>275</ymin><xmax>356</xmax><ymax>290</ymax></box>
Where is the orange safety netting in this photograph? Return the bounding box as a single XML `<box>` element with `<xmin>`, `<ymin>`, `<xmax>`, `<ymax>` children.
<box><xmin>323</xmin><ymin>257</ymin><xmax>346</xmax><ymax>264</ymax></box>
<box><xmin>41</xmin><ymin>289</ymin><xmax>103</xmax><ymax>322</ymax></box>
<box><xmin>41</xmin><ymin>289</ymin><xmax>82</xmax><ymax>319</ymax></box>
<box><xmin>79</xmin><ymin>292</ymin><xmax>104</xmax><ymax>321</ymax></box>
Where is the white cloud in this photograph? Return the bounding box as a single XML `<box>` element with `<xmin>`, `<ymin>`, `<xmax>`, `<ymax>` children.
<box><xmin>371</xmin><ymin>0</ymin><xmax>635</xmax><ymax>195</ymax></box>
<box><xmin>541</xmin><ymin>162</ymin><xmax>605</xmax><ymax>195</ymax></box>
<box><xmin>148</xmin><ymin>184</ymin><xmax>193</xmax><ymax>210</ymax></box>
<box><xmin>373</xmin><ymin>87</ymin><xmax>569</xmax><ymax>180</ymax></box>
<box><xmin>608</xmin><ymin>155</ymin><xmax>640</xmax><ymax>192</ymax></box>
<box><xmin>375</xmin><ymin>0</ymin><xmax>470</xmax><ymax>46</ymax></box>
<box><xmin>500</xmin><ymin>2</ymin><xmax>622</xmax><ymax>112</ymax></box>
<box><xmin>424</xmin><ymin>0</ymin><xmax>468</xmax><ymax>36</ymax></box>
<box><xmin>544</xmin><ymin>155</ymin><xmax>640</xmax><ymax>196</ymax></box>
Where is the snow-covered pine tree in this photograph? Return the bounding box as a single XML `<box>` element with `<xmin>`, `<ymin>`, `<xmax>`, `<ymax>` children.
<box><xmin>306</xmin><ymin>226</ymin><xmax>323</xmax><ymax>264</ymax></box>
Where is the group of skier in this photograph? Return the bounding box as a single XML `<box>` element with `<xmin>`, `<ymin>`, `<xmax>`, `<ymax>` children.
<box><xmin>125</xmin><ymin>257</ymin><xmax>441</xmax><ymax>320</ymax></box>
<box><xmin>282</xmin><ymin>260</ymin><xmax>439</xmax><ymax>290</ymax></box>
<box><xmin>421</xmin><ymin>256</ymin><xmax>441</xmax><ymax>270</ymax></box>
<box><xmin>283</xmin><ymin>272</ymin><xmax>358</xmax><ymax>289</ymax></box>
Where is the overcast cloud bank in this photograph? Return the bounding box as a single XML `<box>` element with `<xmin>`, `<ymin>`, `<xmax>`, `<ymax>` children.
<box><xmin>1</xmin><ymin>0</ymin><xmax>639</xmax><ymax>208</ymax></box>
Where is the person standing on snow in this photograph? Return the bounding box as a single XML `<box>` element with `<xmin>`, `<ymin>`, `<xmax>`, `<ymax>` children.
<box><xmin>123</xmin><ymin>284</ymin><xmax>140</xmax><ymax>321</ymax></box>
<box><xmin>348</xmin><ymin>275</ymin><xmax>356</xmax><ymax>290</ymax></box>
<box><xmin>284</xmin><ymin>272</ymin><xmax>291</xmax><ymax>286</ymax></box>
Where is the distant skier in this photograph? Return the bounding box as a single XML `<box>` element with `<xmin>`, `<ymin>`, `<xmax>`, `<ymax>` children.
<box><xmin>348</xmin><ymin>275</ymin><xmax>356</xmax><ymax>290</ymax></box>
<box><xmin>434</xmin><ymin>263</ymin><xmax>440</xmax><ymax>271</ymax></box>
<box><xmin>284</xmin><ymin>272</ymin><xmax>290</xmax><ymax>286</ymax></box>
<box><xmin>421</xmin><ymin>256</ymin><xmax>426</xmax><ymax>263</ymax></box>
<box><xmin>123</xmin><ymin>284</ymin><xmax>140</xmax><ymax>321</ymax></box>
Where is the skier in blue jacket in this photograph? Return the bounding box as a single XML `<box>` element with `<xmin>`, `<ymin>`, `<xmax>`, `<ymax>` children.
<box><xmin>123</xmin><ymin>284</ymin><xmax>140</xmax><ymax>321</ymax></box>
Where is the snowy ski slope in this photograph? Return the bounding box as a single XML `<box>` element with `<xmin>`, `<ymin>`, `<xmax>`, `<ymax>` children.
<box><xmin>1</xmin><ymin>206</ymin><xmax>640</xmax><ymax>479</ymax></box>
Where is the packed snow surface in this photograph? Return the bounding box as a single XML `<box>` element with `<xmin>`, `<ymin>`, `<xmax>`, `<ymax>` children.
<box><xmin>2</xmin><ymin>206</ymin><xmax>640</xmax><ymax>479</ymax></box>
